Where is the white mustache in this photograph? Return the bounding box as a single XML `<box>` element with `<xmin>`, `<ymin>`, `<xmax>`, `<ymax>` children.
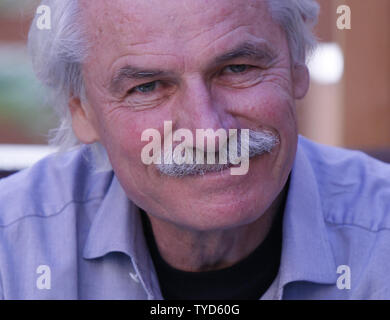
<box><xmin>156</xmin><ymin>130</ymin><xmax>279</xmax><ymax>177</ymax></box>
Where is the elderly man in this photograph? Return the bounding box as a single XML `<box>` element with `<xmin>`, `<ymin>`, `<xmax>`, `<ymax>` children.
<box><xmin>0</xmin><ymin>0</ymin><xmax>389</xmax><ymax>300</ymax></box>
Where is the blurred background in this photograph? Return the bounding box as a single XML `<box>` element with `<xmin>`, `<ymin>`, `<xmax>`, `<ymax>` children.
<box><xmin>0</xmin><ymin>0</ymin><xmax>389</xmax><ymax>173</ymax></box>
<box><xmin>298</xmin><ymin>0</ymin><xmax>390</xmax><ymax>156</ymax></box>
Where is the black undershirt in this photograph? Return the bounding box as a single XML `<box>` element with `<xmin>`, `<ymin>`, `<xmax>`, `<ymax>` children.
<box><xmin>140</xmin><ymin>201</ymin><xmax>284</xmax><ymax>300</ymax></box>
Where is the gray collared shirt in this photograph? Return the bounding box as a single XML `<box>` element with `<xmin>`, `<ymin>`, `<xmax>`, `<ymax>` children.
<box><xmin>1</xmin><ymin>136</ymin><xmax>390</xmax><ymax>299</ymax></box>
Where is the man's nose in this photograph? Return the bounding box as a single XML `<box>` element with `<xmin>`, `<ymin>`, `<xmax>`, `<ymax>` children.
<box><xmin>175</xmin><ymin>76</ymin><xmax>236</xmax><ymax>151</ymax></box>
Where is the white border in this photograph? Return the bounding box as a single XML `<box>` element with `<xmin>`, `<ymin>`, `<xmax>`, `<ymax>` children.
<box><xmin>0</xmin><ymin>144</ymin><xmax>58</xmax><ymax>171</ymax></box>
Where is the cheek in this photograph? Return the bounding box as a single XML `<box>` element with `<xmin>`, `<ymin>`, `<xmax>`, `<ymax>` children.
<box><xmin>97</xmin><ymin>107</ymin><xmax>171</xmax><ymax>169</ymax></box>
<box><xmin>217</xmin><ymin>83</ymin><xmax>298</xmax><ymax>180</ymax></box>
<box><xmin>99</xmin><ymin>112</ymin><xmax>143</xmax><ymax>161</ymax></box>
<box><xmin>216</xmin><ymin>82</ymin><xmax>298</xmax><ymax>136</ymax></box>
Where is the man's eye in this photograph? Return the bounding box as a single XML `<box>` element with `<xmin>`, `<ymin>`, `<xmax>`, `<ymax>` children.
<box><xmin>132</xmin><ymin>81</ymin><xmax>158</xmax><ymax>94</ymax></box>
<box><xmin>225</xmin><ymin>65</ymin><xmax>250</xmax><ymax>73</ymax></box>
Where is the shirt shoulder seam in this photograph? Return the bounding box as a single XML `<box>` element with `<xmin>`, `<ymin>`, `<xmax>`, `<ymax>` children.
<box><xmin>0</xmin><ymin>196</ymin><xmax>105</xmax><ymax>229</ymax></box>
<box><xmin>324</xmin><ymin>219</ymin><xmax>390</xmax><ymax>234</ymax></box>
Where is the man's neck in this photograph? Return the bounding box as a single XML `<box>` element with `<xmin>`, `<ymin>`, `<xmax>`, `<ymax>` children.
<box><xmin>145</xmin><ymin>186</ymin><xmax>287</xmax><ymax>272</ymax></box>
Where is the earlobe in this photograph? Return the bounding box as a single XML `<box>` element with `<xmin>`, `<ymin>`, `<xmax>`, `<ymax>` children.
<box><xmin>292</xmin><ymin>63</ymin><xmax>310</xmax><ymax>100</ymax></box>
<box><xmin>69</xmin><ymin>97</ymin><xmax>100</xmax><ymax>144</ymax></box>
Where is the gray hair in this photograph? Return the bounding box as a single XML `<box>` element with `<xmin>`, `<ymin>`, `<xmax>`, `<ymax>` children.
<box><xmin>28</xmin><ymin>0</ymin><xmax>319</xmax><ymax>171</ymax></box>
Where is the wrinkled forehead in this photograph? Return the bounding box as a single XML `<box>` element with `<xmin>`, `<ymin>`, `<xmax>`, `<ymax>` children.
<box><xmin>79</xmin><ymin>0</ymin><xmax>278</xmax><ymax>51</ymax></box>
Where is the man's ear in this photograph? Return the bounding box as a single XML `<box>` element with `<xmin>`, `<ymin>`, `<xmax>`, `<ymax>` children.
<box><xmin>69</xmin><ymin>97</ymin><xmax>100</xmax><ymax>144</ymax></box>
<box><xmin>292</xmin><ymin>63</ymin><xmax>310</xmax><ymax>100</ymax></box>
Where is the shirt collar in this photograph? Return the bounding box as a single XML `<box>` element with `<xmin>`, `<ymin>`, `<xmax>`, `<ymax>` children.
<box><xmin>82</xmin><ymin>173</ymin><xmax>161</xmax><ymax>298</ymax></box>
<box><xmin>277</xmin><ymin>136</ymin><xmax>337</xmax><ymax>290</ymax></box>
<box><xmin>82</xmin><ymin>136</ymin><xmax>337</xmax><ymax>296</ymax></box>
<box><xmin>83</xmin><ymin>173</ymin><xmax>139</xmax><ymax>260</ymax></box>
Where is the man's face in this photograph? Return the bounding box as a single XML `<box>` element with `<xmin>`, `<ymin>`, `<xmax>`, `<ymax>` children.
<box><xmin>76</xmin><ymin>0</ymin><xmax>308</xmax><ymax>230</ymax></box>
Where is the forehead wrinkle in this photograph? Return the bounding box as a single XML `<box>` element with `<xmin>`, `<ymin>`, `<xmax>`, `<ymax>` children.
<box><xmin>108</xmin><ymin>39</ymin><xmax>277</xmax><ymax>93</ymax></box>
<box><xmin>82</xmin><ymin>0</ymin><xmax>282</xmax><ymax>92</ymax></box>
<box><xmin>82</xmin><ymin>0</ymin><xmax>269</xmax><ymax>45</ymax></box>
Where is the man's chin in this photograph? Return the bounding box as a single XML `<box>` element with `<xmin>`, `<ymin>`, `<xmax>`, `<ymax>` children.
<box><xmin>165</xmin><ymin>209</ymin><xmax>255</xmax><ymax>232</ymax></box>
<box><xmin>162</xmin><ymin>186</ymin><xmax>275</xmax><ymax>231</ymax></box>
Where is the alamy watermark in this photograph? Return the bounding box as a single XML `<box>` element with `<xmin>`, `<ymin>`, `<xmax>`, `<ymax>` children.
<box><xmin>36</xmin><ymin>3</ymin><xmax>352</xmax><ymax>32</ymax></box>
<box><xmin>36</xmin><ymin>5</ymin><xmax>51</xmax><ymax>30</ymax></box>
<box><xmin>36</xmin><ymin>265</ymin><xmax>51</xmax><ymax>290</ymax></box>
<box><xmin>140</xmin><ymin>121</ymin><xmax>279</xmax><ymax>177</ymax></box>
<box><xmin>337</xmin><ymin>5</ymin><xmax>352</xmax><ymax>30</ymax></box>
<box><xmin>336</xmin><ymin>265</ymin><xmax>351</xmax><ymax>290</ymax></box>
<box><xmin>35</xmin><ymin>3</ymin><xmax>351</xmax><ymax>32</ymax></box>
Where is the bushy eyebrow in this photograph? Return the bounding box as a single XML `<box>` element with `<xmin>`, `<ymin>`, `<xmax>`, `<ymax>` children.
<box><xmin>109</xmin><ymin>40</ymin><xmax>276</xmax><ymax>93</ymax></box>
<box><xmin>212</xmin><ymin>41</ymin><xmax>277</xmax><ymax>67</ymax></box>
